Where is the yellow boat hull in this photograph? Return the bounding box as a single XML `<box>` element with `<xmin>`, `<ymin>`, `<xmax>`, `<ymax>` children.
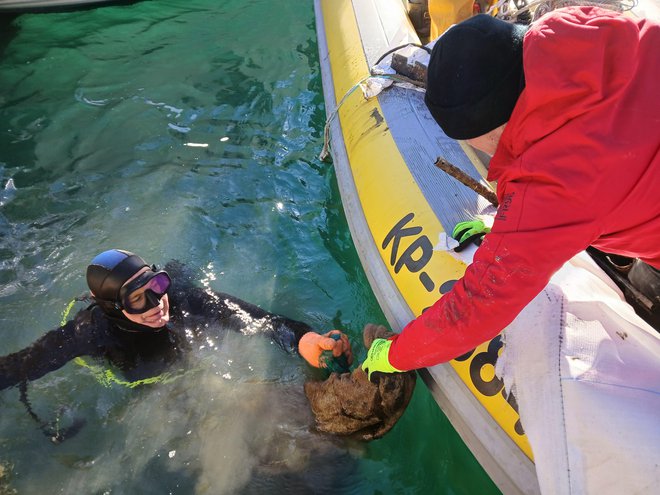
<box><xmin>315</xmin><ymin>1</ymin><xmax>540</xmax><ymax>493</ymax></box>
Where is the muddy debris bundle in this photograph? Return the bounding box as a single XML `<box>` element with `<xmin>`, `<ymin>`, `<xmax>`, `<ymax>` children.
<box><xmin>304</xmin><ymin>324</ymin><xmax>416</xmax><ymax>440</ymax></box>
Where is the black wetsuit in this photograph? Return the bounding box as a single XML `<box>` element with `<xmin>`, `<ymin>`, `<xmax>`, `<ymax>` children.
<box><xmin>0</xmin><ymin>262</ymin><xmax>313</xmax><ymax>391</ymax></box>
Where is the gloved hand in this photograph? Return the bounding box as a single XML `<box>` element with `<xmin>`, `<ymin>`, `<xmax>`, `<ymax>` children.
<box><xmin>299</xmin><ymin>330</ymin><xmax>353</xmax><ymax>372</ymax></box>
<box><xmin>361</xmin><ymin>338</ymin><xmax>402</xmax><ymax>380</ymax></box>
<box><xmin>452</xmin><ymin>219</ymin><xmax>491</xmax><ymax>252</ymax></box>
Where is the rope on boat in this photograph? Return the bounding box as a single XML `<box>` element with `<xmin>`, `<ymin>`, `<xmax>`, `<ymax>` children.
<box><xmin>319</xmin><ymin>73</ymin><xmax>426</xmax><ymax>162</ymax></box>
<box><xmin>372</xmin><ymin>42</ymin><xmax>431</xmax><ymax>67</ymax></box>
<box><xmin>319</xmin><ymin>75</ymin><xmax>371</xmax><ymax>162</ymax></box>
<box><xmin>320</xmin><ymin>42</ymin><xmax>434</xmax><ymax>162</ymax></box>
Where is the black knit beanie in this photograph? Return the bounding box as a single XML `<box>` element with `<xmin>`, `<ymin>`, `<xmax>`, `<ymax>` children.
<box><xmin>424</xmin><ymin>15</ymin><xmax>529</xmax><ymax>140</ymax></box>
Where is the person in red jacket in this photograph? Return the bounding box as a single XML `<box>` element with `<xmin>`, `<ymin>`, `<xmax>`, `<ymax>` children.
<box><xmin>362</xmin><ymin>6</ymin><xmax>660</xmax><ymax>376</ymax></box>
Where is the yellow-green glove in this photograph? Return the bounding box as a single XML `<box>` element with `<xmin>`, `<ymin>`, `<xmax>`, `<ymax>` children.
<box><xmin>361</xmin><ymin>338</ymin><xmax>402</xmax><ymax>380</ymax></box>
<box><xmin>452</xmin><ymin>219</ymin><xmax>491</xmax><ymax>252</ymax></box>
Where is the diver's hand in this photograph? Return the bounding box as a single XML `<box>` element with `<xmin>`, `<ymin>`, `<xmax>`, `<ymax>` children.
<box><xmin>361</xmin><ymin>338</ymin><xmax>402</xmax><ymax>381</ymax></box>
<box><xmin>299</xmin><ymin>330</ymin><xmax>353</xmax><ymax>369</ymax></box>
<box><xmin>452</xmin><ymin>219</ymin><xmax>491</xmax><ymax>252</ymax></box>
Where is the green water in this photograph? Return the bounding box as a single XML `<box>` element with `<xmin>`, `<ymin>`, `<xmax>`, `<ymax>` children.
<box><xmin>0</xmin><ymin>1</ymin><xmax>500</xmax><ymax>493</ymax></box>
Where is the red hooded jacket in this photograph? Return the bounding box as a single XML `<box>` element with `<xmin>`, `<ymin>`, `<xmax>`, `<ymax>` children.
<box><xmin>389</xmin><ymin>7</ymin><xmax>660</xmax><ymax>370</ymax></box>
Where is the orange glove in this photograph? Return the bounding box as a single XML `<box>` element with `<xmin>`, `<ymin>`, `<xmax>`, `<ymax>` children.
<box><xmin>299</xmin><ymin>330</ymin><xmax>353</xmax><ymax>369</ymax></box>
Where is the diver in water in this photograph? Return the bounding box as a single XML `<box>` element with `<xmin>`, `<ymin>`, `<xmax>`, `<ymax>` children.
<box><xmin>0</xmin><ymin>248</ymin><xmax>353</xmax><ymax>401</ymax></box>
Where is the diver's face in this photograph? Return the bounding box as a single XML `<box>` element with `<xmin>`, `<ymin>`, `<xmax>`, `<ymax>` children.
<box><xmin>121</xmin><ymin>267</ymin><xmax>171</xmax><ymax>328</ymax></box>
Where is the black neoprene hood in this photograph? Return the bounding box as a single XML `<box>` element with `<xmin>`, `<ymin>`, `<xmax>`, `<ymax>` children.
<box><xmin>86</xmin><ymin>249</ymin><xmax>149</xmax><ymax>303</ymax></box>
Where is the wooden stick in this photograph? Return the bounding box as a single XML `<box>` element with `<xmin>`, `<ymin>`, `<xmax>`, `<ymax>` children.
<box><xmin>434</xmin><ymin>157</ymin><xmax>499</xmax><ymax>207</ymax></box>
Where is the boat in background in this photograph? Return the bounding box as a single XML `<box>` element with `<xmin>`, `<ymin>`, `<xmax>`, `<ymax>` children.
<box><xmin>315</xmin><ymin>0</ymin><xmax>659</xmax><ymax>493</ymax></box>
<box><xmin>0</xmin><ymin>0</ymin><xmax>131</xmax><ymax>12</ymax></box>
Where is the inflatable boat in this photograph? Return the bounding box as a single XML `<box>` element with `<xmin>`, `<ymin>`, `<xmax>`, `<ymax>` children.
<box><xmin>314</xmin><ymin>1</ymin><xmax>660</xmax><ymax>493</ymax></box>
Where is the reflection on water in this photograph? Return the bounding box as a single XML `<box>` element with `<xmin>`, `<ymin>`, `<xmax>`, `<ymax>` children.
<box><xmin>29</xmin><ymin>331</ymin><xmax>359</xmax><ymax>494</ymax></box>
<box><xmin>0</xmin><ymin>1</ymin><xmax>499</xmax><ymax>494</ymax></box>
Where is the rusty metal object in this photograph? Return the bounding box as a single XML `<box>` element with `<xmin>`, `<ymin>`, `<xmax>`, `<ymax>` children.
<box><xmin>391</xmin><ymin>52</ymin><xmax>428</xmax><ymax>85</ymax></box>
<box><xmin>435</xmin><ymin>157</ymin><xmax>499</xmax><ymax>207</ymax></box>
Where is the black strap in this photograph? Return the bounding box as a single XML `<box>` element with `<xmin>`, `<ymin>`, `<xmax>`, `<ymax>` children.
<box><xmin>18</xmin><ymin>381</ymin><xmax>86</xmax><ymax>444</ymax></box>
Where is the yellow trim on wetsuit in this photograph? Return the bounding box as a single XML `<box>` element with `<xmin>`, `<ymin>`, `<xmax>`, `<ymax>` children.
<box><xmin>60</xmin><ymin>298</ymin><xmax>184</xmax><ymax>388</ymax></box>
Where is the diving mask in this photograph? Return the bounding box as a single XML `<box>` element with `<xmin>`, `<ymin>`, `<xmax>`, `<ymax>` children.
<box><xmin>118</xmin><ymin>267</ymin><xmax>171</xmax><ymax>314</ymax></box>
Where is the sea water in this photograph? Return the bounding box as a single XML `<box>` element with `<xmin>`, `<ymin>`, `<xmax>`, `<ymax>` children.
<box><xmin>0</xmin><ymin>1</ymin><xmax>500</xmax><ymax>493</ymax></box>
